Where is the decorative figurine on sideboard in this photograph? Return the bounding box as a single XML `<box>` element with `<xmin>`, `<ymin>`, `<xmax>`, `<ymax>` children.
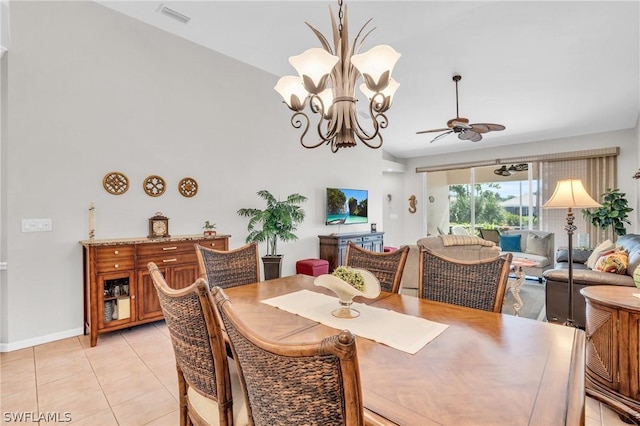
<box><xmin>203</xmin><ymin>220</ymin><xmax>217</xmax><ymax>237</ymax></box>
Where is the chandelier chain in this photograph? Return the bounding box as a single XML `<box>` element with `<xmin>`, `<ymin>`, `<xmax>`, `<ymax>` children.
<box><xmin>338</xmin><ymin>0</ymin><xmax>344</xmax><ymax>35</ymax></box>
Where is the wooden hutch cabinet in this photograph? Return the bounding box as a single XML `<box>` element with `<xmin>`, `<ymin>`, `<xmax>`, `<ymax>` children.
<box><xmin>582</xmin><ymin>286</ymin><xmax>640</xmax><ymax>423</ymax></box>
<box><xmin>81</xmin><ymin>234</ymin><xmax>229</xmax><ymax>346</ymax></box>
<box><xmin>318</xmin><ymin>231</ymin><xmax>384</xmax><ymax>272</ymax></box>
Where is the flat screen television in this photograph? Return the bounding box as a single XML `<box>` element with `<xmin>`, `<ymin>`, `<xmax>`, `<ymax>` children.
<box><xmin>325</xmin><ymin>187</ymin><xmax>368</xmax><ymax>225</ymax></box>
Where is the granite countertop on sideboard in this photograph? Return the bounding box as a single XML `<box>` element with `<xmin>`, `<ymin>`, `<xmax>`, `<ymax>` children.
<box><xmin>79</xmin><ymin>234</ymin><xmax>231</xmax><ymax>247</ymax></box>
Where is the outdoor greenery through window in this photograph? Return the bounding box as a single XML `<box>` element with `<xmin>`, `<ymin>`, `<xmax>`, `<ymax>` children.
<box><xmin>427</xmin><ymin>164</ymin><xmax>539</xmax><ymax>236</ymax></box>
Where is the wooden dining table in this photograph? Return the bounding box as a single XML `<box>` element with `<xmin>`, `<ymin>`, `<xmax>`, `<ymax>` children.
<box><xmin>222</xmin><ymin>274</ymin><xmax>586</xmax><ymax>425</ymax></box>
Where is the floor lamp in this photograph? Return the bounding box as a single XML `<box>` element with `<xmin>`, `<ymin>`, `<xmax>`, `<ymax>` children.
<box><xmin>543</xmin><ymin>179</ymin><xmax>601</xmax><ymax>327</ymax></box>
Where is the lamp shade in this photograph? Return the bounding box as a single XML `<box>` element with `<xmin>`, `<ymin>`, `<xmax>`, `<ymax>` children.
<box><xmin>289</xmin><ymin>48</ymin><xmax>339</xmax><ymax>94</ymax></box>
<box><xmin>351</xmin><ymin>45</ymin><xmax>401</xmax><ymax>92</ymax></box>
<box><xmin>359</xmin><ymin>78</ymin><xmax>400</xmax><ymax>102</ymax></box>
<box><xmin>311</xmin><ymin>88</ymin><xmax>334</xmax><ymax>119</ymax></box>
<box><xmin>543</xmin><ymin>179</ymin><xmax>601</xmax><ymax>209</ymax></box>
<box><xmin>274</xmin><ymin>76</ymin><xmax>309</xmax><ymax>111</ymax></box>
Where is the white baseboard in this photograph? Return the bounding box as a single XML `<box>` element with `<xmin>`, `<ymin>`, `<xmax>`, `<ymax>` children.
<box><xmin>0</xmin><ymin>328</ymin><xmax>84</xmax><ymax>352</ymax></box>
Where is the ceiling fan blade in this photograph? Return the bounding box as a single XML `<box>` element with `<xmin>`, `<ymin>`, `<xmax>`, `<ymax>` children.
<box><xmin>429</xmin><ymin>131</ymin><xmax>453</xmax><ymax>143</ymax></box>
<box><xmin>470</xmin><ymin>123</ymin><xmax>505</xmax><ymax>133</ymax></box>
<box><xmin>459</xmin><ymin>131</ymin><xmax>482</xmax><ymax>142</ymax></box>
<box><xmin>416</xmin><ymin>127</ymin><xmax>450</xmax><ymax>135</ymax></box>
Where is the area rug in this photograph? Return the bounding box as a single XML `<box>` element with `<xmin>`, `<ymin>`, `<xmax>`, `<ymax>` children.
<box><xmin>502</xmin><ymin>281</ymin><xmax>546</xmax><ymax>321</ymax></box>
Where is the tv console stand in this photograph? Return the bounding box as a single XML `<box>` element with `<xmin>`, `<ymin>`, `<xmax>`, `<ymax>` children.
<box><xmin>318</xmin><ymin>231</ymin><xmax>384</xmax><ymax>272</ymax></box>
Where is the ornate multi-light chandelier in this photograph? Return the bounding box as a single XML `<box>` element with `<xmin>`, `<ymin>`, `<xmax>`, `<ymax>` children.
<box><xmin>274</xmin><ymin>1</ymin><xmax>401</xmax><ymax>153</ymax></box>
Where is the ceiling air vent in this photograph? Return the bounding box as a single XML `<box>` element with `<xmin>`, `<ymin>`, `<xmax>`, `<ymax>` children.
<box><xmin>158</xmin><ymin>5</ymin><xmax>191</xmax><ymax>24</ymax></box>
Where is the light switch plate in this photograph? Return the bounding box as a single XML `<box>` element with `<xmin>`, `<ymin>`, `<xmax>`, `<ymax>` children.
<box><xmin>21</xmin><ymin>218</ymin><xmax>52</xmax><ymax>232</ymax></box>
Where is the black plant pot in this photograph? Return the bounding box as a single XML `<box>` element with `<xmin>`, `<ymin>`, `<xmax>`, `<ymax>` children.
<box><xmin>262</xmin><ymin>255</ymin><xmax>283</xmax><ymax>281</ymax></box>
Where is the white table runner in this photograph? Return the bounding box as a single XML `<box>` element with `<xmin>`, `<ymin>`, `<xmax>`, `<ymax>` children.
<box><xmin>261</xmin><ymin>290</ymin><xmax>448</xmax><ymax>354</ymax></box>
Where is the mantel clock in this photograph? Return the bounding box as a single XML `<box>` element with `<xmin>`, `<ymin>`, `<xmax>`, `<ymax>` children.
<box><xmin>148</xmin><ymin>212</ymin><xmax>170</xmax><ymax>238</ymax></box>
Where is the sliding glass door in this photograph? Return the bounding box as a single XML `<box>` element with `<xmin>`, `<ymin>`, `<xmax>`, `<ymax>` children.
<box><xmin>427</xmin><ymin>163</ymin><xmax>539</xmax><ymax>235</ymax></box>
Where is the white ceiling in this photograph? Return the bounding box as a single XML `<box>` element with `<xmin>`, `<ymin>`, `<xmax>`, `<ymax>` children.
<box><xmin>96</xmin><ymin>1</ymin><xmax>640</xmax><ymax>159</ymax></box>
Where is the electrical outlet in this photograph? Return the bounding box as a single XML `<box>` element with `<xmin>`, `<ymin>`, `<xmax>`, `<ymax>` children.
<box><xmin>21</xmin><ymin>218</ymin><xmax>52</xmax><ymax>232</ymax></box>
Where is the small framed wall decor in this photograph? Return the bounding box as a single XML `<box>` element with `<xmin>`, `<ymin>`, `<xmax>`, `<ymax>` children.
<box><xmin>178</xmin><ymin>177</ymin><xmax>198</xmax><ymax>197</ymax></box>
<box><xmin>102</xmin><ymin>171</ymin><xmax>129</xmax><ymax>195</ymax></box>
<box><xmin>143</xmin><ymin>175</ymin><xmax>166</xmax><ymax>197</ymax></box>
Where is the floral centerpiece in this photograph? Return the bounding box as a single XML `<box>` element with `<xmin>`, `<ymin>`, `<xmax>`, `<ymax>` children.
<box><xmin>314</xmin><ymin>266</ymin><xmax>380</xmax><ymax>318</ymax></box>
<box><xmin>331</xmin><ymin>266</ymin><xmax>365</xmax><ymax>291</ymax></box>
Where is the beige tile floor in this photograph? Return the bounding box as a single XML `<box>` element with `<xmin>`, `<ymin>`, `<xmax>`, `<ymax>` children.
<box><xmin>0</xmin><ymin>321</ymin><xmax>632</xmax><ymax>425</ymax></box>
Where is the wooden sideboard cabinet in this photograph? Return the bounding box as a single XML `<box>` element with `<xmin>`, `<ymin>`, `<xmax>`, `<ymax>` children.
<box><xmin>318</xmin><ymin>231</ymin><xmax>384</xmax><ymax>272</ymax></box>
<box><xmin>582</xmin><ymin>286</ymin><xmax>640</xmax><ymax>423</ymax></box>
<box><xmin>81</xmin><ymin>234</ymin><xmax>229</xmax><ymax>346</ymax></box>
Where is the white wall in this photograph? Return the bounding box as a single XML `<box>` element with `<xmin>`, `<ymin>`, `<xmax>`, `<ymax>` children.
<box><xmin>381</xmin><ymin>172</ymin><xmax>404</xmax><ymax>247</ymax></box>
<box><xmin>401</xmin><ymin>128</ymin><xmax>639</xmax><ymax>242</ymax></box>
<box><xmin>1</xmin><ymin>1</ymin><xmax>384</xmax><ymax>350</ymax></box>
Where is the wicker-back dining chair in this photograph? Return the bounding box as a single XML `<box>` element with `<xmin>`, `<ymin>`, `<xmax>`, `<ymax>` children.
<box><xmin>210</xmin><ymin>286</ymin><xmax>367</xmax><ymax>426</ymax></box>
<box><xmin>147</xmin><ymin>262</ymin><xmax>248</xmax><ymax>426</ymax></box>
<box><xmin>195</xmin><ymin>242</ymin><xmax>260</xmax><ymax>289</ymax></box>
<box><xmin>344</xmin><ymin>242</ymin><xmax>409</xmax><ymax>293</ymax></box>
<box><xmin>418</xmin><ymin>248</ymin><xmax>513</xmax><ymax>313</ymax></box>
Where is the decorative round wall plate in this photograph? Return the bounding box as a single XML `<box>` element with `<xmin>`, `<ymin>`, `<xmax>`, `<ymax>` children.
<box><xmin>143</xmin><ymin>175</ymin><xmax>166</xmax><ymax>197</ymax></box>
<box><xmin>178</xmin><ymin>177</ymin><xmax>198</xmax><ymax>198</ymax></box>
<box><xmin>103</xmin><ymin>171</ymin><xmax>129</xmax><ymax>195</ymax></box>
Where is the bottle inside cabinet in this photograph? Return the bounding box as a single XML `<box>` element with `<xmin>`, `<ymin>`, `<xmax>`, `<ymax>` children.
<box><xmin>103</xmin><ymin>277</ymin><xmax>131</xmax><ymax>322</ymax></box>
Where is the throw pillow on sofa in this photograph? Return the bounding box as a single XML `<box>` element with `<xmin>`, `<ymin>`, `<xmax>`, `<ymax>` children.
<box><xmin>500</xmin><ymin>235</ymin><xmax>522</xmax><ymax>252</ymax></box>
<box><xmin>586</xmin><ymin>239</ymin><xmax>615</xmax><ymax>269</ymax></box>
<box><xmin>525</xmin><ymin>233</ymin><xmax>552</xmax><ymax>256</ymax></box>
<box><xmin>634</xmin><ymin>264</ymin><xmax>640</xmax><ymax>288</ymax></box>
<box><xmin>594</xmin><ymin>249</ymin><xmax>629</xmax><ymax>274</ymax></box>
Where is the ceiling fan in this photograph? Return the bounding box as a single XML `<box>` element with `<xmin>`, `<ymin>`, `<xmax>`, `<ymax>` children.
<box><xmin>494</xmin><ymin>163</ymin><xmax>528</xmax><ymax>177</ymax></box>
<box><xmin>416</xmin><ymin>75</ymin><xmax>505</xmax><ymax>143</ymax></box>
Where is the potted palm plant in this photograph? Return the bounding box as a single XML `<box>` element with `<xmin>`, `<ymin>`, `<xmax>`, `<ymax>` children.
<box><xmin>582</xmin><ymin>188</ymin><xmax>633</xmax><ymax>239</ymax></box>
<box><xmin>237</xmin><ymin>190</ymin><xmax>307</xmax><ymax>279</ymax></box>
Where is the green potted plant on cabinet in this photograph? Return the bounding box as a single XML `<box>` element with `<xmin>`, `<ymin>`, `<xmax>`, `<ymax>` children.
<box><xmin>237</xmin><ymin>190</ymin><xmax>307</xmax><ymax>280</ymax></box>
<box><xmin>582</xmin><ymin>188</ymin><xmax>633</xmax><ymax>239</ymax></box>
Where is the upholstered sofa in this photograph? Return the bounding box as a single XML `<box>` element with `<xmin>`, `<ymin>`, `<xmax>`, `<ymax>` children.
<box><xmin>544</xmin><ymin>234</ymin><xmax>640</xmax><ymax>328</ymax></box>
<box><xmin>498</xmin><ymin>230</ymin><xmax>555</xmax><ymax>282</ymax></box>
<box><xmin>399</xmin><ymin>235</ymin><xmax>500</xmax><ymax>297</ymax></box>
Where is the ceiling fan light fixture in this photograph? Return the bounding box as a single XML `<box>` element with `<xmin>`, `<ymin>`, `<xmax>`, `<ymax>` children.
<box><xmin>494</xmin><ymin>163</ymin><xmax>529</xmax><ymax>177</ymax></box>
<box><xmin>494</xmin><ymin>165</ymin><xmax>508</xmax><ymax>176</ymax></box>
<box><xmin>417</xmin><ymin>74</ymin><xmax>506</xmax><ymax>144</ymax></box>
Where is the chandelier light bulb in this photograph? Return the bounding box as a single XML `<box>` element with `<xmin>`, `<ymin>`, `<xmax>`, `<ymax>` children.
<box><xmin>289</xmin><ymin>48</ymin><xmax>339</xmax><ymax>95</ymax></box>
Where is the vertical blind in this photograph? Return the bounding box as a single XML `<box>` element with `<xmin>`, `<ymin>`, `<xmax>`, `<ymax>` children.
<box><xmin>538</xmin><ymin>154</ymin><xmax>617</xmax><ymax>247</ymax></box>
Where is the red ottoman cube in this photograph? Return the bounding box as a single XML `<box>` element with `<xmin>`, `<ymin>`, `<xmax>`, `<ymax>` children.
<box><xmin>296</xmin><ymin>258</ymin><xmax>329</xmax><ymax>277</ymax></box>
<box><xmin>384</xmin><ymin>246</ymin><xmax>398</xmax><ymax>252</ymax></box>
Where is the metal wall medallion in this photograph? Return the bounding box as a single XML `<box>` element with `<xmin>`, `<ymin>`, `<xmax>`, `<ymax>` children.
<box><xmin>143</xmin><ymin>175</ymin><xmax>166</xmax><ymax>197</ymax></box>
<box><xmin>103</xmin><ymin>171</ymin><xmax>129</xmax><ymax>195</ymax></box>
<box><xmin>178</xmin><ymin>177</ymin><xmax>198</xmax><ymax>198</ymax></box>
